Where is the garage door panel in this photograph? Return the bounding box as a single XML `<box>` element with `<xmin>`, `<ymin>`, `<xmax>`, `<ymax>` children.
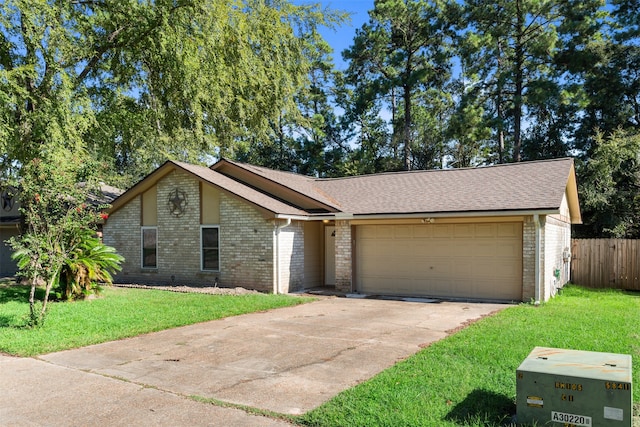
<box><xmin>474</xmin><ymin>223</ymin><xmax>497</xmax><ymax>237</ymax></box>
<box><xmin>497</xmin><ymin>223</ymin><xmax>520</xmax><ymax>237</ymax></box>
<box><xmin>356</xmin><ymin>223</ymin><xmax>522</xmax><ymax>301</ymax></box>
<box><xmin>494</xmin><ymin>241</ymin><xmax>522</xmax><ymax>257</ymax></box>
<box><xmin>413</xmin><ymin>225</ymin><xmax>433</xmax><ymax>238</ymax></box>
<box><xmin>432</xmin><ymin>224</ymin><xmax>453</xmax><ymax>237</ymax></box>
<box><xmin>453</xmin><ymin>224</ymin><xmax>475</xmax><ymax>238</ymax></box>
<box><xmin>393</xmin><ymin>225</ymin><xmax>413</xmax><ymax>238</ymax></box>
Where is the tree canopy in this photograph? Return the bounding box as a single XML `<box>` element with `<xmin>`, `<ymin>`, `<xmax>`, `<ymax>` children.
<box><xmin>2</xmin><ymin>0</ymin><xmax>640</xmax><ymax>237</ymax></box>
<box><xmin>0</xmin><ymin>0</ymin><xmax>345</xmax><ymax>186</ymax></box>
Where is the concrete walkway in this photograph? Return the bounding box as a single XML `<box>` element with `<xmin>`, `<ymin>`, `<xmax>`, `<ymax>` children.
<box><xmin>1</xmin><ymin>297</ymin><xmax>508</xmax><ymax>426</ymax></box>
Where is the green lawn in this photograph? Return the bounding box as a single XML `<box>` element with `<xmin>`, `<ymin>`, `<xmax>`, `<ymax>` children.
<box><xmin>297</xmin><ymin>286</ymin><xmax>640</xmax><ymax>427</ymax></box>
<box><xmin>0</xmin><ymin>282</ymin><xmax>313</xmax><ymax>356</ymax></box>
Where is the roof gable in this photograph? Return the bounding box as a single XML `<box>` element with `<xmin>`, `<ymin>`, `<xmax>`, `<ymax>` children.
<box><xmin>109</xmin><ymin>161</ymin><xmax>308</xmax><ymax>218</ymax></box>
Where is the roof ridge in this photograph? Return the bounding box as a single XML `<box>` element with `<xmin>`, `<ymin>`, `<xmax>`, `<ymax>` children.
<box><xmin>313</xmin><ymin>157</ymin><xmax>574</xmax><ymax>182</ymax></box>
<box><xmin>219</xmin><ymin>158</ymin><xmax>315</xmax><ymax>180</ymax></box>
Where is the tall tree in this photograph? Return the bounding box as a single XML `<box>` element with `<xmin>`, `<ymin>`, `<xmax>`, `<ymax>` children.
<box><xmin>294</xmin><ymin>42</ymin><xmax>349</xmax><ymax>178</ymax></box>
<box><xmin>344</xmin><ymin>0</ymin><xmax>453</xmax><ymax>171</ymax></box>
<box><xmin>571</xmin><ymin>0</ymin><xmax>640</xmax><ymax>155</ymax></box>
<box><xmin>446</xmin><ymin>77</ymin><xmax>492</xmax><ymax>167</ymax></box>
<box><xmin>0</xmin><ymin>0</ymin><xmax>341</xmax><ymax>185</ymax></box>
<box><xmin>461</xmin><ymin>0</ymin><xmax>604</xmax><ymax>162</ymax></box>
<box><xmin>575</xmin><ymin>130</ymin><xmax>640</xmax><ymax>238</ymax></box>
<box><xmin>233</xmin><ymin>9</ymin><xmax>349</xmax><ymax>177</ymax></box>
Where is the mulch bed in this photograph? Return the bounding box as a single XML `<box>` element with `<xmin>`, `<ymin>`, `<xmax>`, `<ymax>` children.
<box><xmin>113</xmin><ymin>283</ymin><xmax>260</xmax><ymax>295</ymax></box>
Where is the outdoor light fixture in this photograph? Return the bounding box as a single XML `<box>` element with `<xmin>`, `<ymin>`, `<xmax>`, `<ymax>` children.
<box><xmin>421</xmin><ymin>218</ymin><xmax>434</xmax><ymax>224</ymax></box>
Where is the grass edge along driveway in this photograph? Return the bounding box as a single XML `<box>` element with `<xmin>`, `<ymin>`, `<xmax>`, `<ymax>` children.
<box><xmin>297</xmin><ymin>286</ymin><xmax>640</xmax><ymax>427</ymax></box>
<box><xmin>0</xmin><ymin>283</ymin><xmax>314</xmax><ymax>357</ymax></box>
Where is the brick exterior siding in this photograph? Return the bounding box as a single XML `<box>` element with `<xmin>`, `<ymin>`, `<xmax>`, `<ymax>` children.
<box><xmin>103</xmin><ymin>197</ymin><xmax>142</xmax><ymax>280</ymax></box>
<box><xmin>105</xmin><ymin>170</ymin><xmax>286</xmax><ymax>291</ymax></box>
<box><xmin>219</xmin><ymin>194</ymin><xmax>273</xmax><ymax>292</ymax></box>
<box><xmin>521</xmin><ymin>214</ymin><xmax>571</xmax><ymax>303</ymax></box>
<box><xmin>156</xmin><ymin>171</ymin><xmax>203</xmax><ymax>284</ymax></box>
<box><xmin>334</xmin><ymin>220</ymin><xmax>352</xmax><ymax>293</ymax></box>
<box><xmin>273</xmin><ymin>220</ymin><xmax>305</xmax><ymax>293</ymax></box>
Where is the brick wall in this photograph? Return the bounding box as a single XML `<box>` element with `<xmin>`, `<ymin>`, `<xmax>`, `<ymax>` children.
<box><xmin>334</xmin><ymin>220</ymin><xmax>352</xmax><ymax>292</ymax></box>
<box><xmin>219</xmin><ymin>193</ymin><xmax>274</xmax><ymax>292</ymax></box>
<box><xmin>156</xmin><ymin>171</ymin><xmax>203</xmax><ymax>284</ymax></box>
<box><xmin>106</xmin><ymin>170</ymin><xmax>277</xmax><ymax>290</ymax></box>
<box><xmin>103</xmin><ymin>196</ymin><xmax>141</xmax><ymax>279</ymax></box>
<box><xmin>522</xmin><ymin>214</ymin><xmax>570</xmax><ymax>303</ymax></box>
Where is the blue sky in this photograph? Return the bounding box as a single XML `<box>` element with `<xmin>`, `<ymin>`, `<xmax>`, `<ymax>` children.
<box><xmin>294</xmin><ymin>1</ymin><xmax>375</xmax><ymax>70</ymax></box>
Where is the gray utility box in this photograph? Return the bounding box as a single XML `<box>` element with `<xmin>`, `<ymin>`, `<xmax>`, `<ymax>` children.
<box><xmin>516</xmin><ymin>347</ymin><xmax>632</xmax><ymax>426</ymax></box>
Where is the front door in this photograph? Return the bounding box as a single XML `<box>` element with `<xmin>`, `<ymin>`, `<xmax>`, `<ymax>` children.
<box><xmin>324</xmin><ymin>226</ymin><xmax>336</xmax><ymax>286</ymax></box>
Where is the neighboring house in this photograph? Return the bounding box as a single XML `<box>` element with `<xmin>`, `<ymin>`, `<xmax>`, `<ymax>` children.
<box><xmin>0</xmin><ymin>184</ymin><xmax>123</xmax><ymax>277</ymax></box>
<box><xmin>104</xmin><ymin>157</ymin><xmax>581</xmax><ymax>303</ymax></box>
<box><xmin>0</xmin><ymin>186</ymin><xmax>21</xmax><ymax>277</ymax></box>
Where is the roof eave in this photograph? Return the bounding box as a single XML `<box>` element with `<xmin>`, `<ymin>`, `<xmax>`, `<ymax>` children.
<box><xmin>566</xmin><ymin>162</ymin><xmax>583</xmax><ymax>224</ymax></box>
<box><xmin>300</xmin><ymin>209</ymin><xmax>562</xmax><ymax>222</ymax></box>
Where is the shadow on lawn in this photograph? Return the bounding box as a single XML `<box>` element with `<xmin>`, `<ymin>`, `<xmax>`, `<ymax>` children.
<box><xmin>445</xmin><ymin>388</ymin><xmax>516</xmax><ymax>426</ymax></box>
<box><xmin>0</xmin><ymin>282</ymin><xmax>46</xmax><ymax>304</ymax></box>
<box><xmin>0</xmin><ymin>282</ymin><xmax>32</xmax><ymax>304</ymax></box>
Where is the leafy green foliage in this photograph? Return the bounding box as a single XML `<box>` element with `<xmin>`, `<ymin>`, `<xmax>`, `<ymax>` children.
<box><xmin>8</xmin><ymin>152</ymin><xmax>121</xmax><ymax>325</ymax></box>
<box><xmin>0</xmin><ymin>0</ymin><xmax>345</xmax><ymax>186</ymax></box>
<box><xmin>344</xmin><ymin>0</ymin><xmax>453</xmax><ymax>171</ymax></box>
<box><xmin>575</xmin><ymin>130</ymin><xmax>640</xmax><ymax>238</ymax></box>
<box><xmin>56</xmin><ymin>228</ymin><xmax>124</xmax><ymax>301</ymax></box>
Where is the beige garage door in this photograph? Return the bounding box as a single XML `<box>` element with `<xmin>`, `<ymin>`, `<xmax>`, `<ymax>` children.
<box><xmin>356</xmin><ymin>222</ymin><xmax>522</xmax><ymax>301</ymax></box>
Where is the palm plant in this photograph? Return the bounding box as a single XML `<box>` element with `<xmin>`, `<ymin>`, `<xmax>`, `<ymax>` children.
<box><xmin>56</xmin><ymin>228</ymin><xmax>124</xmax><ymax>300</ymax></box>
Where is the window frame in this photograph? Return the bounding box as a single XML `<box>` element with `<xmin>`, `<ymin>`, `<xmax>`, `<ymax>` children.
<box><xmin>141</xmin><ymin>226</ymin><xmax>158</xmax><ymax>269</ymax></box>
<box><xmin>200</xmin><ymin>225</ymin><xmax>220</xmax><ymax>272</ymax></box>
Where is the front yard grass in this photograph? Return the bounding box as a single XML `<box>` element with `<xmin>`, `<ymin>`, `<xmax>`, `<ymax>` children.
<box><xmin>298</xmin><ymin>285</ymin><xmax>640</xmax><ymax>427</ymax></box>
<box><xmin>0</xmin><ymin>282</ymin><xmax>313</xmax><ymax>357</ymax></box>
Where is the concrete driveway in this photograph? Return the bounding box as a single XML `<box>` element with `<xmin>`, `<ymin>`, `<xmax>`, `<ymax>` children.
<box><xmin>1</xmin><ymin>296</ymin><xmax>508</xmax><ymax>425</ymax></box>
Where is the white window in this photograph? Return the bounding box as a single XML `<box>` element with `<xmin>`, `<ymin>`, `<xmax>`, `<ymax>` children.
<box><xmin>201</xmin><ymin>226</ymin><xmax>220</xmax><ymax>271</ymax></box>
<box><xmin>141</xmin><ymin>227</ymin><xmax>157</xmax><ymax>268</ymax></box>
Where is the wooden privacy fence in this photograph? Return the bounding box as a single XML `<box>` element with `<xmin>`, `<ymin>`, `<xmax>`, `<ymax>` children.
<box><xmin>571</xmin><ymin>239</ymin><xmax>640</xmax><ymax>290</ymax></box>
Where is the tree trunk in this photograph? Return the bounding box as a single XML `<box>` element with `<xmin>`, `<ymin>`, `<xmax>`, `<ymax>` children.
<box><xmin>513</xmin><ymin>0</ymin><xmax>525</xmax><ymax>162</ymax></box>
<box><xmin>29</xmin><ymin>273</ymin><xmax>37</xmax><ymax>325</ymax></box>
<box><xmin>403</xmin><ymin>84</ymin><xmax>412</xmax><ymax>171</ymax></box>
<box><xmin>391</xmin><ymin>87</ymin><xmax>399</xmax><ymax>161</ymax></box>
<box><xmin>496</xmin><ymin>38</ymin><xmax>505</xmax><ymax>164</ymax></box>
<box><xmin>39</xmin><ymin>265</ymin><xmax>61</xmax><ymax>324</ymax></box>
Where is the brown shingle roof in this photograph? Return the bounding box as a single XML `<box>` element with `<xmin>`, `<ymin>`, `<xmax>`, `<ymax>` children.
<box><xmin>112</xmin><ymin>157</ymin><xmax>579</xmax><ymax>221</ymax></box>
<box><xmin>213</xmin><ymin>159</ymin><xmax>342</xmax><ymax>210</ymax></box>
<box><xmin>315</xmin><ymin>158</ymin><xmax>574</xmax><ymax>215</ymax></box>
<box><xmin>173</xmin><ymin>161</ymin><xmax>309</xmax><ymax>216</ymax></box>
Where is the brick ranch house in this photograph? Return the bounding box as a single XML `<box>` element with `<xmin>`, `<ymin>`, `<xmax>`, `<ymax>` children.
<box><xmin>103</xmin><ymin>157</ymin><xmax>581</xmax><ymax>303</ymax></box>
